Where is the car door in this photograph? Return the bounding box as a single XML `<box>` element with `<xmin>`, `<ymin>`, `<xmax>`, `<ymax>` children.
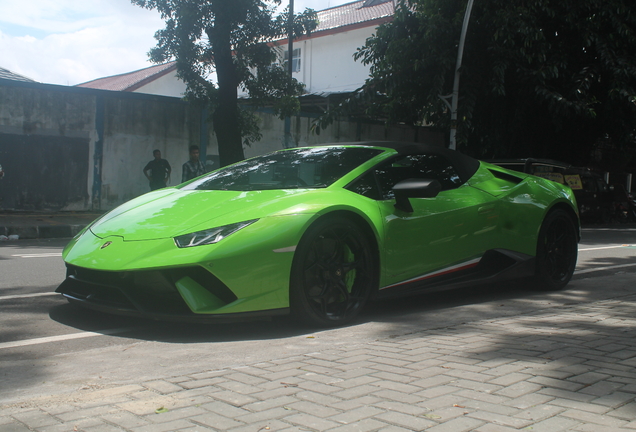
<box><xmin>371</xmin><ymin>153</ymin><xmax>500</xmax><ymax>289</ymax></box>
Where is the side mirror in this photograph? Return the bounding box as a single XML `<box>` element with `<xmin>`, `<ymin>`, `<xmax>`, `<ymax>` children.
<box><xmin>393</xmin><ymin>178</ymin><xmax>442</xmax><ymax>213</ymax></box>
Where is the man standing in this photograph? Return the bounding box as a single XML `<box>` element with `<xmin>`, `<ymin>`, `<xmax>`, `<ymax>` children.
<box><xmin>182</xmin><ymin>145</ymin><xmax>207</xmax><ymax>182</ymax></box>
<box><xmin>143</xmin><ymin>149</ymin><xmax>171</xmax><ymax>191</ymax></box>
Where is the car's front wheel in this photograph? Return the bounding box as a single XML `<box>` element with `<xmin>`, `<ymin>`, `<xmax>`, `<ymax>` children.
<box><xmin>290</xmin><ymin>216</ymin><xmax>376</xmax><ymax>327</ymax></box>
<box><xmin>535</xmin><ymin>209</ymin><xmax>578</xmax><ymax>290</ymax></box>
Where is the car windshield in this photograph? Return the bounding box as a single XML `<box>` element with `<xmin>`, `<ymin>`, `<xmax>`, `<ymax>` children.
<box><xmin>181</xmin><ymin>147</ymin><xmax>384</xmax><ymax>191</ymax></box>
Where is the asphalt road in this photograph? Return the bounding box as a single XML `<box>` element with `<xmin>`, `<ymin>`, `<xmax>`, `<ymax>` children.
<box><xmin>1</xmin><ymin>225</ymin><xmax>636</xmax><ymax>406</ymax></box>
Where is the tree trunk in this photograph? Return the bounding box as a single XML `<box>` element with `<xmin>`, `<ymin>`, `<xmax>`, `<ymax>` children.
<box><xmin>210</xmin><ymin>3</ymin><xmax>245</xmax><ymax>167</ymax></box>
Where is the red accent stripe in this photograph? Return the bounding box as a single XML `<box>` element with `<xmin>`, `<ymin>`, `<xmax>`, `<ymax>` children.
<box><xmin>386</xmin><ymin>261</ymin><xmax>480</xmax><ymax>289</ymax></box>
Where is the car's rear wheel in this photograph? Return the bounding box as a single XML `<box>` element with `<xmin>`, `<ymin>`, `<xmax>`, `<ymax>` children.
<box><xmin>290</xmin><ymin>216</ymin><xmax>376</xmax><ymax>327</ymax></box>
<box><xmin>534</xmin><ymin>209</ymin><xmax>578</xmax><ymax>290</ymax></box>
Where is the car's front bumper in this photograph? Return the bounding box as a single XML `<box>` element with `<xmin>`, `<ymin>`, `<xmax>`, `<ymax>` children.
<box><xmin>57</xmin><ymin>214</ymin><xmax>317</xmax><ymax>319</ymax></box>
<box><xmin>56</xmin><ymin>263</ymin><xmax>290</xmax><ymax>321</ymax></box>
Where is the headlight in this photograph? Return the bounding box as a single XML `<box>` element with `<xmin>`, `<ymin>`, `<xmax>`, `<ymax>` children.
<box><xmin>174</xmin><ymin>219</ymin><xmax>258</xmax><ymax>248</ymax></box>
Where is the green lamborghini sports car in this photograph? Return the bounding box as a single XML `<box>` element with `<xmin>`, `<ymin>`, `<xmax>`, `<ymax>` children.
<box><xmin>57</xmin><ymin>142</ymin><xmax>579</xmax><ymax>326</ymax></box>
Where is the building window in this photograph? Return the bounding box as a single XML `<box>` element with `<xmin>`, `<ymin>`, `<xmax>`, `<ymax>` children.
<box><xmin>284</xmin><ymin>48</ymin><xmax>301</xmax><ymax>73</ymax></box>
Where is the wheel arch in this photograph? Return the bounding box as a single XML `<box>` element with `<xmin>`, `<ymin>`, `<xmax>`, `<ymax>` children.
<box><xmin>298</xmin><ymin>209</ymin><xmax>382</xmax><ymax>295</ymax></box>
<box><xmin>533</xmin><ymin>201</ymin><xmax>579</xmax><ymax>290</ymax></box>
<box><xmin>288</xmin><ymin>209</ymin><xmax>382</xmax><ymax>326</ymax></box>
<box><xmin>545</xmin><ymin>201</ymin><xmax>581</xmax><ymax>242</ymax></box>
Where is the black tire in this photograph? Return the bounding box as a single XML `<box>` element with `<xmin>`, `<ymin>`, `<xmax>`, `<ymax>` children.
<box><xmin>290</xmin><ymin>216</ymin><xmax>376</xmax><ymax>327</ymax></box>
<box><xmin>534</xmin><ymin>209</ymin><xmax>578</xmax><ymax>290</ymax></box>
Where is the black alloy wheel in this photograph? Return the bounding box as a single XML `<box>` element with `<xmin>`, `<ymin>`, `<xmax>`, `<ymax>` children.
<box><xmin>290</xmin><ymin>216</ymin><xmax>376</xmax><ymax>326</ymax></box>
<box><xmin>535</xmin><ymin>209</ymin><xmax>578</xmax><ymax>290</ymax></box>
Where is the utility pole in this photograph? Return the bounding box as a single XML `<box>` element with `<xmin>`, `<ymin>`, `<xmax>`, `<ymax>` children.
<box><xmin>439</xmin><ymin>0</ymin><xmax>474</xmax><ymax>150</ymax></box>
<box><xmin>284</xmin><ymin>0</ymin><xmax>294</xmax><ymax>148</ymax></box>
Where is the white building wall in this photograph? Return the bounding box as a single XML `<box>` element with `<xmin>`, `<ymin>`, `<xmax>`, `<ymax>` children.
<box><xmin>133</xmin><ymin>70</ymin><xmax>187</xmax><ymax>98</ymax></box>
<box><xmin>298</xmin><ymin>26</ymin><xmax>375</xmax><ymax>94</ymax></box>
<box><xmin>237</xmin><ymin>25</ymin><xmax>376</xmax><ymax>98</ymax></box>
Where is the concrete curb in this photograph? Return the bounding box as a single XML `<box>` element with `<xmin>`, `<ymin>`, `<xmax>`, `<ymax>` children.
<box><xmin>0</xmin><ymin>223</ymin><xmax>87</xmax><ymax>239</ymax></box>
<box><xmin>0</xmin><ymin>212</ymin><xmax>101</xmax><ymax>239</ymax></box>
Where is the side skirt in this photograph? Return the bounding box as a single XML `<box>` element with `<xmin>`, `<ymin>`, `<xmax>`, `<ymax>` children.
<box><xmin>376</xmin><ymin>249</ymin><xmax>536</xmax><ymax>299</ymax></box>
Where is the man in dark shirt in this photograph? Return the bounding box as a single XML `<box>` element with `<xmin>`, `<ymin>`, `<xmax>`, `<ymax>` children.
<box><xmin>182</xmin><ymin>145</ymin><xmax>207</xmax><ymax>182</ymax></box>
<box><xmin>143</xmin><ymin>149</ymin><xmax>171</xmax><ymax>191</ymax></box>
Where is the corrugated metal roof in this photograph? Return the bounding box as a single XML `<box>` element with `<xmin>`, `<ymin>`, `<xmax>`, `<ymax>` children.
<box><xmin>315</xmin><ymin>0</ymin><xmax>394</xmax><ymax>32</ymax></box>
<box><xmin>76</xmin><ymin>62</ymin><xmax>177</xmax><ymax>92</ymax></box>
<box><xmin>0</xmin><ymin>67</ymin><xmax>37</xmax><ymax>83</ymax></box>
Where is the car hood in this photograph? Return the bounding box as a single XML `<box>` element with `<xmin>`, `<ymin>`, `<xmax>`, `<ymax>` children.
<box><xmin>90</xmin><ymin>187</ymin><xmax>323</xmax><ymax>241</ymax></box>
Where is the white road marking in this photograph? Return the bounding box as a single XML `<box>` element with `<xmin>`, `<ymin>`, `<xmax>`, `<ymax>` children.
<box><xmin>579</xmin><ymin>245</ymin><xmax>636</xmax><ymax>252</ymax></box>
<box><xmin>0</xmin><ymin>292</ymin><xmax>58</xmax><ymax>301</ymax></box>
<box><xmin>582</xmin><ymin>227</ymin><xmax>636</xmax><ymax>232</ymax></box>
<box><xmin>575</xmin><ymin>262</ymin><xmax>636</xmax><ymax>275</ymax></box>
<box><xmin>11</xmin><ymin>253</ymin><xmax>63</xmax><ymax>258</ymax></box>
<box><xmin>0</xmin><ymin>328</ymin><xmax>136</xmax><ymax>350</ymax></box>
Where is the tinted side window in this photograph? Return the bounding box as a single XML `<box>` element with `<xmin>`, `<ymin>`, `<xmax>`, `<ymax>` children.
<box><xmin>376</xmin><ymin>154</ymin><xmax>462</xmax><ymax>199</ymax></box>
<box><xmin>347</xmin><ymin>153</ymin><xmax>462</xmax><ymax>200</ymax></box>
<box><xmin>346</xmin><ymin>171</ymin><xmax>382</xmax><ymax>200</ymax></box>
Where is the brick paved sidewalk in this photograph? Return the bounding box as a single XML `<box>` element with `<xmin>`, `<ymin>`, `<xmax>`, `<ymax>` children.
<box><xmin>3</xmin><ymin>296</ymin><xmax>636</xmax><ymax>432</ymax></box>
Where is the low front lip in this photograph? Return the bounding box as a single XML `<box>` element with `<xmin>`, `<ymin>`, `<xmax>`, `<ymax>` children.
<box><xmin>61</xmin><ymin>295</ymin><xmax>289</xmax><ymax>322</ymax></box>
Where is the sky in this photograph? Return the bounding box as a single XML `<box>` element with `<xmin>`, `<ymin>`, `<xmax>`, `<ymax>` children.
<box><xmin>0</xmin><ymin>0</ymin><xmax>351</xmax><ymax>86</ymax></box>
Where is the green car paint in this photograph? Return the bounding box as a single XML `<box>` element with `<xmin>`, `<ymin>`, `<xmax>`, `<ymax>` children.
<box><xmin>377</xmin><ymin>183</ymin><xmax>502</xmax><ymax>285</ymax></box>
<box><xmin>58</xmin><ymin>143</ymin><xmax>579</xmax><ymax>322</ymax></box>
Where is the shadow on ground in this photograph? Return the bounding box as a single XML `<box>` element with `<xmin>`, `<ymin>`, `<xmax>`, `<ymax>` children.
<box><xmin>47</xmin><ymin>272</ymin><xmax>635</xmax><ymax>345</ymax></box>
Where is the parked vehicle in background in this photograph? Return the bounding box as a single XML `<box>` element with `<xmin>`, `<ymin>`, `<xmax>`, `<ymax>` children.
<box><xmin>610</xmin><ymin>183</ymin><xmax>636</xmax><ymax>223</ymax></box>
<box><xmin>487</xmin><ymin>158</ymin><xmax>614</xmax><ymax>223</ymax></box>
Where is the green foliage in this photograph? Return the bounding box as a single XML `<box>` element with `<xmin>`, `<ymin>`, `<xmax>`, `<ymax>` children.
<box><xmin>132</xmin><ymin>0</ymin><xmax>317</xmax><ymax>165</ymax></box>
<box><xmin>243</xmin><ymin>59</ymin><xmax>305</xmax><ymax>119</ymax></box>
<box><xmin>237</xmin><ymin>107</ymin><xmax>263</xmax><ymax>147</ymax></box>
<box><xmin>319</xmin><ymin>0</ymin><xmax>636</xmax><ymax>169</ymax></box>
